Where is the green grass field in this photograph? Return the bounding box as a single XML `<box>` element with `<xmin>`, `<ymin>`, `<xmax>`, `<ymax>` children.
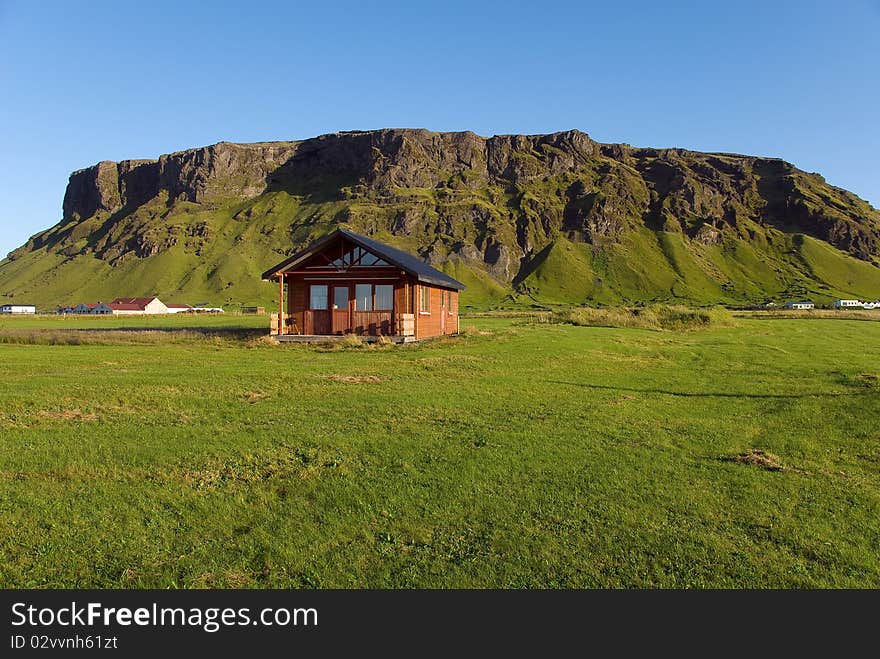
<box><xmin>1</xmin><ymin>315</ymin><xmax>878</xmax><ymax>587</ymax></box>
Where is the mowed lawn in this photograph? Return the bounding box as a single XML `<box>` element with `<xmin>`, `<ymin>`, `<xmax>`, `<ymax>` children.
<box><xmin>0</xmin><ymin>317</ymin><xmax>878</xmax><ymax>588</ymax></box>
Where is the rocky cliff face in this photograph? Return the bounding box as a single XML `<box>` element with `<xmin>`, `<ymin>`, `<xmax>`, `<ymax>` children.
<box><xmin>4</xmin><ymin>129</ymin><xmax>880</xmax><ymax>307</ymax></box>
<box><xmin>61</xmin><ymin>142</ymin><xmax>299</xmax><ymax>222</ymax></box>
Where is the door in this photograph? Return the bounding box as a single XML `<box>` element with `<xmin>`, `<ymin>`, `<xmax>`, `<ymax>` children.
<box><xmin>331</xmin><ymin>285</ymin><xmax>351</xmax><ymax>334</ymax></box>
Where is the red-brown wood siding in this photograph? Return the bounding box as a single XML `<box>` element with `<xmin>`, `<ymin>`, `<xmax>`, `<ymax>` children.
<box><xmin>414</xmin><ymin>283</ymin><xmax>460</xmax><ymax>339</ymax></box>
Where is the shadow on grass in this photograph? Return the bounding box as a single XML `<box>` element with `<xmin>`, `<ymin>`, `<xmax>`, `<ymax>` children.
<box><xmin>548</xmin><ymin>380</ymin><xmax>865</xmax><ymax>399</ymax></box>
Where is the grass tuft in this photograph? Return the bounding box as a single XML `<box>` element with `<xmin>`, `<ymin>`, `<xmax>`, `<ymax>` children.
<box><xmin>551</xmin><ymin>305</ymin><xmax>735</xmax><ymax>331</ymax></box>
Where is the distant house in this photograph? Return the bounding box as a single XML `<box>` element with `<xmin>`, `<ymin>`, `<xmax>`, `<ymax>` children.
<box><xmin>71</xmin><ymin>303</ymin><xmax>113</xmax><ymax>315</ymax></box>
<box><xmin>0</xmin><ymin>304</ymin><xmax>36</xmax><ymax>314</ymax></box>
<box><xmin>165</xmin><ymin>304</ymin><xmax>193</xmax><ymax>314</ymax></box>
<box><xmin>109</xmin><ymin>297</ymin><xmax>168</xmax><ymax>315</ymax></box>
<box><xmin>862</xmin><ymin>300</ymin><xmax>879</xmax><ymax>310</ymax></box>
<box><xmin>833</xmin><ymin>299</ymin><xmax>865</xmax><ymax>309</ymax></box>
<box><xmin>190</xmin><ymin>305</ymin><xmax>224</xmax><ymax>313</ymax></box>
<box><xmin>89</xmin><ymin>303</ymin><xmax>112</xmax><ymax>315</ymax></box>
<box><xmin>57</xmin><ymin>306</ymin><xmax>76</xmax><ymax>315</ymax></box>
<box><xmin>785</xmin><ymin>301</ymin><xmax>814</xmax><ymax>310</ymax></box>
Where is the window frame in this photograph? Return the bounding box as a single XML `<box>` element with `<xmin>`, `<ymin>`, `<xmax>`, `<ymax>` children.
<box><xmin>309</xmin><ymin>284</ymin><xmax>329</xmax><ymax>310</ymax></box>
<box><xmin>419</xmin><ymin>286</ymin><xmax>431</xmax><ymax>313</ymax></box>
<box><xmin>374</xmin><ymin>284</ymin><xmax>394</xmax><ymax>311</ymax></box>
<box><xmin>355</xmin><ymin>283</ymin><xmax>373</xmax><ymax>311</ymax></box>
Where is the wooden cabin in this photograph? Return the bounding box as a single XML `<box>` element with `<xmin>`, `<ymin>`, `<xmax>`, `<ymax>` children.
<box><xmin>262</xmin><ymin>229</ymin><xmax>466</xmax><ymax>340</ymax></box>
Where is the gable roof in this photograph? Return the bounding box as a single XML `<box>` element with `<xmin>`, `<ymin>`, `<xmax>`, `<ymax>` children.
<box><xmin>110</xmin><ymin>297</ymin><xmax>163</xmax><ymax>310</ymax></box>
<box><xmin>261</xmin><ymin>228</ymin><xmax>466</xmax><ymax>290</ymax></box>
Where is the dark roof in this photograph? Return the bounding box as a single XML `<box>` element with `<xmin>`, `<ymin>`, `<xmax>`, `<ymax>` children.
<box><xmin>261</xmin><ymin>228</ymin><xmax>466</xmax><ymax>290</ymax></box>
<box><xmin>111</xmin><ymin>297</ymin><xmax>160</xmax><ymax>309</ymax></box>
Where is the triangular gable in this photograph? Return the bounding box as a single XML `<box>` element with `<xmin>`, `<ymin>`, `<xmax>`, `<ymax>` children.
<box><xmin>262</xmin><ymin>228</ymin><xmax>466</xmax><ymax>290</ymax></box>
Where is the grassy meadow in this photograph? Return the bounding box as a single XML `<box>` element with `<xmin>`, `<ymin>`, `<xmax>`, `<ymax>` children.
<box><xmin>0</xmin><ymin>313</ymin><xmax>878</xmax><ymax>587</ymax></box>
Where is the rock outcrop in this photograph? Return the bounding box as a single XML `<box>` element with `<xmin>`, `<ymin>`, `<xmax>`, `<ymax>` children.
<box><xmin>4</xmin><ymin>128</ymin><xmax>880</xmax><ymax>306</ymax></box>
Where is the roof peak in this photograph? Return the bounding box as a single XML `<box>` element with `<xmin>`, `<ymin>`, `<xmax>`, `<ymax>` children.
<box><xmin>262</xmin><ymin>228</ymin><xmax>466</xmax><ymax>290</ymax></box>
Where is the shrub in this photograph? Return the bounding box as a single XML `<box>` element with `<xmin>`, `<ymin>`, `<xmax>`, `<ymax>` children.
<box><xmin>551</xmin><ymin>305</ymin><xmax>734</xmax><ymax>331</ymax></box>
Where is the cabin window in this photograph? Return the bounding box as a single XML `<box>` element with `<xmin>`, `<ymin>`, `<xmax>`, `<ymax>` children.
<box><xmin>333</xmin><ymin>286</ymin><xmax>349</xmax><ymax>310</ymax></box>
<box><xmin>420</xmin><ymin>286</ymin><xmax>430</xmax><ymax>312</ymax></box>
<box><xmin>355</xmin><ymin>284</ymin><xmax>373</xmax><ymax>311</ymax></box>
<box><xmin>375</xmin><ymin>285</ymin><xmax>394</xmax><ymax>310</ymax></box>
<box><xmin>310</xmin><ymin>285</ymin><xmax>328</xmax><ymax>310</ymax></box>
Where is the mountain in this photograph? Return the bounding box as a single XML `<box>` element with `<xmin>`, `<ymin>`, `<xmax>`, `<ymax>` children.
<box><xmin>2</xmin><ymin>128</ymin><xmax>880</xmax><ymax>309</ymax></box>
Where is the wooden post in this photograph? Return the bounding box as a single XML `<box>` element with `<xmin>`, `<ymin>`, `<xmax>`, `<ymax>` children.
<box><xmin>278</xmin><ymin>273</ymin><xmax>284</xmax><ymax>336</ymax></box>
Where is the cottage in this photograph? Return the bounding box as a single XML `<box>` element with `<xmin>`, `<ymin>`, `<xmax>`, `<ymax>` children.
<box><xmin>261</xmin><ymin>228</ymin><xmax>465</xmax><ymax>340</ymax></box>
<box><xmin>833</xmin><ymin>299</ymin><xmax>865</xmax><ymax>309</ymax></box>
<box><xmin>785</xmin><ymin>301</ymin><xmax>814</xmax><ymax>310</ymax></box>
<box><xmin>0</xmin><ymin>304</ymin><xmax>36</xmax><ymax>314</ymax></box>
<box><xmin>109</xmin><ymin>297</ymin><xmax>168</xmax><ymax>315</ymax></box>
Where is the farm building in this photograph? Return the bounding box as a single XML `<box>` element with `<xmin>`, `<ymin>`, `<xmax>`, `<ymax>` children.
<box><xmin>166</xmin><ymin>304</ymin><xmax>193</xmax><ymax>314</ymax></box>
<box><xmin>833</xmin><ymin>299</ymin><xmax>866</xmax><ymax>309</ymax></box>
<box><xmin>262</xmin><ymin>228</ymin><xmax>465</xmax><ymax>340</ymax></box>
<box><xmin>0</xmin><ymin>304</ymin><xmax>36</xmax><ymax>314</ymax></box>
<box><xmin>109</xmin><ymin>297</ymin><xmax>168</xmax><ymax>315</ymax></box>
<box><xmin>785</xmin><ymin>301</ymin><xmax>814</xmax><ymax>310</ymax></box>
<box><xmin>70</xmin><ymin>302</ymin><xmax>113</xmax><ymax>315</ymax></box>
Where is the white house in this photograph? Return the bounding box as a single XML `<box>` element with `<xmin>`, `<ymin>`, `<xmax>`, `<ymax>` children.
<box><xmin>165</xmin><ymin>303</ymin><xmax>193</xmax><ymax>314</ymax></box>
<box><xmin>785</xmin><ymin>301</ymin><xmax>814</xmax><ymax>310</ymax></box>
<box><xmin>833</xmin><ymin>299</ymin><xmax>865</xmax><ymax>309</ymax></box>
<box><xmin>0</xmin><ymin>304</ymin><xmax>36</xmax><ymax>314</ymax></box>
<box><xmin>109</xmin><ymin>297</ymin><xmax>169</xmax><ymax>315</ymax></box>
<box><xmin>863</xmin><ymin>300</ymin><xmax>879</xmax><ymax>310</ymax></box>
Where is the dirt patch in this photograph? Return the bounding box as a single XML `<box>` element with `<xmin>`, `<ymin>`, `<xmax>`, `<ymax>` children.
<box><xmin>321</xmin><ymin>374</ymin><xmax>386</xmax><ymax>384</ymax></box>
<box><xmin>37</xmin><ymin>408</ymin><xmax>99</xmax><ymax>422</ymax></box>
<box><xmin>243</xmin><ymin>391</ymin><xmax>270</xmax><ymax>403</ymax></box>
<box><xmin>858</xmin><ymin>374</ymin><xmax>878</xmax><ymax>386</ymax></box>
<box><xmin>722</xmin><ymin>449</ymin><xmax>787</xmax><ymax>472</ymax></box>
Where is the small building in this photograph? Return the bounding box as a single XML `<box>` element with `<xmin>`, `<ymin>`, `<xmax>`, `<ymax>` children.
<box><xmin>785</xmin><ymin>301</ymin><xmax>814</xmax><ymax>310</ymax></box>
<box><xmin>71</xmin><ymin>302</ymin><xmax>113</xmax><ymax>315</ymax></box>
<box><xmin>109</xmin><ymin>297</ymin><xmax>168</xmax><ymax>315</ymax></box>
<box><xmin>0</xmin><ymin>304</ymin><xmax>36</xmax><ymax>314</ymax></box>
<box><xmin>833</xmin><ymin>299</ymin><xmax>865</xmax><ymax>309</ymax></box>
<box><xmin>262</xmin><ymin>228</ymin><xmax>465</xmax><ymax>340</ymax></box>
<box><xmin>166</xmin><ymin>304</ymin><xmax>193</xmax><ymax>314</ymax></box>
<box><xmin>863</xmin><ymin>300</ymin><xmax>879</xmax><ymax>310</ymax></box>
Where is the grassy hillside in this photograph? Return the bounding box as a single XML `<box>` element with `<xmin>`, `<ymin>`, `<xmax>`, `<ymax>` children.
<box><xmin>0</xmin><ymin>317</ymin><xmax>878</xmax><ymax>587</ymax></box>
<box><xmin>2</xmin><ymin>130</ymin><xmax>879</xmax><ymax>310</ymax></box>
<box><xmin>3</xmin><ymin>191</ymin><xmax>880</xmax><ymax>311</ymax></box>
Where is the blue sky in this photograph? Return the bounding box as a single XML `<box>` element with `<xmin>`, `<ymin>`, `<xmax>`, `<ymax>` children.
<box><xmin>1</xmin><ymin>0</ymin><xmax>878</xmax><ymax>258</ymax></box>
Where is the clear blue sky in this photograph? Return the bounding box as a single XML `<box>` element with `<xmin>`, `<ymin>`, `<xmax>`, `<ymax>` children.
<box><xmin>1</xmin><ymin>0</ymin><xmax>878</xmax><ymax>258</ymax></box>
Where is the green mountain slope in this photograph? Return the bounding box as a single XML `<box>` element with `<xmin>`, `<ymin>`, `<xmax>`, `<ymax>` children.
<box><xmin>2</xmin><ymin>129</ymin><xmax>879</xmax><ymax>309</ymax></box>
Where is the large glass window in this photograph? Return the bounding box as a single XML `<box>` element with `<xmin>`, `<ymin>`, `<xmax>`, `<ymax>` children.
<box><xmin>420</xmin><ymin>286</ymin><xmax>430</xmax><ymax>312</ymax></box>
<box><xmin>375</xmin><ymin>285</ymin><xmax>394</xmax><ymax>310</ymax></box>
<box><xmin>310</xmin><ymin>285</ymin><xmax>328</xmax><ymax>310</ymax></box>
<box><xmin>332</xmin><ymin>286</ymin><xmax>349</xmax><ymax>310</ymax></box>
<box><xmin>355</xmin><ymin>284</ymin><xmax>373</xmax><ymax>311</ymax></box>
